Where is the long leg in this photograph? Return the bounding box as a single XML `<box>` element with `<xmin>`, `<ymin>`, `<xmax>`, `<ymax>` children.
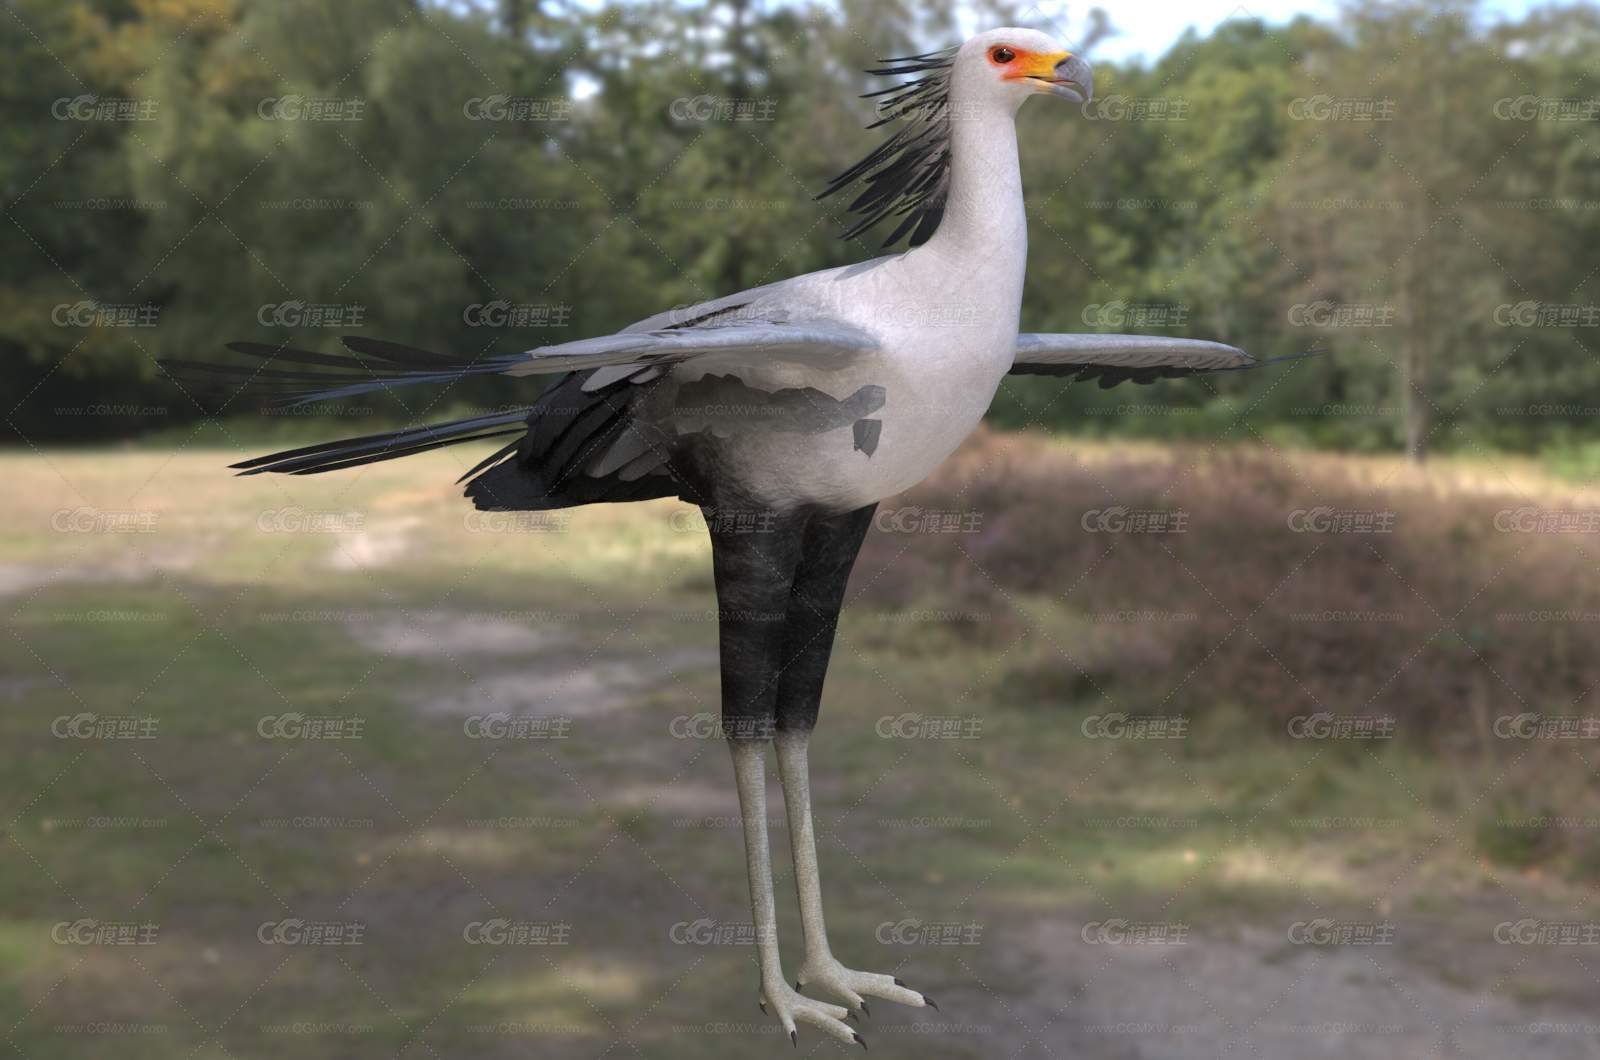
<box><xmin>775</xmin><ymin>732</ymin><xmax>932</xmax><ymax>1014</ymax></box>
<box><xmin>729</xmin><ymin>740</ymin><xmax>859</xmax><ymax>1047</ymax></box>
<box><xmin>708</xmin><ymin>504</ymin><xmax>863</xmax><ymax>1048</ymax></box>
<box><xmin>771</xmin><ymin>506</ymin><xmax>935</xmax><ymax>1015</ymax></box>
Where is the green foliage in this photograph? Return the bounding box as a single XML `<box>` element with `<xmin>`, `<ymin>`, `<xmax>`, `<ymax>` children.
<box><xmin>1474</xmin><ymin>798</ymin><xmax>1562</xmax><ymax>869</ymax></box>
<box><xmin>4</xmin><ymin>0</ymin><xmax>1598</xmax><ymax>452</ymax></box>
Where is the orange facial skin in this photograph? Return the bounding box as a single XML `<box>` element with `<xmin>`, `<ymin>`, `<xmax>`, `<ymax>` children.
<box><xmin>988</xmin><ymin>46</ymin><xmax>1074</xmax><ymax>89</ymax></box>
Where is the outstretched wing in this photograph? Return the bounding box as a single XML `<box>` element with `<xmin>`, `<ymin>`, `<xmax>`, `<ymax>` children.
<box><xmin>501</xmin><ymin>321</ymin><xmax>877</xmax><ymax>377</ymax></box>
<box><xmin>1010</xmin><ymin>334</ymin><xmax>1260</xmax><ymax>388</ymax></box>
<box><xmin>161</xmin><ymin>321</ymin><xmax>879</xmax><ymax>409</ymax></box>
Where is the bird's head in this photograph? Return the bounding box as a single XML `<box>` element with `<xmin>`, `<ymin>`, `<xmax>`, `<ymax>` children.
<box><xmin>952</xmin><ymin>28</ymin><xmax>1093</xmax><ymax>111</ymax></box>
<box><xmin>819</xmin><ymin>28</ymin><xmax>1094</xmax><ymax>248</ymax></box>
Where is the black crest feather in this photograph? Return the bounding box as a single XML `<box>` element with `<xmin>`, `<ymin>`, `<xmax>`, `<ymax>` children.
<box><xmin>818</xmin><ymin>46</ymin><xmax>957</xmax><ymax>249</ymax></box>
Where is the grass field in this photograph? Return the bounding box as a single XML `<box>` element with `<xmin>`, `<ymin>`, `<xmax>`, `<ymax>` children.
<box><xmin>4</xmin><ymin>433</ymin><xmax>1600</xmax><ymax>1059</ymax></box>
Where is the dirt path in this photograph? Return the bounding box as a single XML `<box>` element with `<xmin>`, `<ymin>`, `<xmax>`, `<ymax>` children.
<box><xmin>930</xmin><ymin>917</ymin><xmax>1600</xmax><ymax>1059</ymax></box>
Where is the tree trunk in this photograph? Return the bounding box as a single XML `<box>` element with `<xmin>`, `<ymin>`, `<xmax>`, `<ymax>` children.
<box><xmin>1401</xmin><ymin>324</ymin><xmax>1429</xmax><ymax>463</ymax></box>
<box><xmin>500</xmin><ymin>0</ymin><xmax>526</xmax><ymax>39</ymax></box>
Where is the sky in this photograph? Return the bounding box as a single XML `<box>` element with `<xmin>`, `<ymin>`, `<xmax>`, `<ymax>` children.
<box><xmin>557</xmin><ymin>0</ymin><xmax>1558</xmax><ymax>96</ymax></box>
<box><xmin>1053</xmin><ymin>0</ymin><xmax>1550</xmax><ymax>61</ymax></box>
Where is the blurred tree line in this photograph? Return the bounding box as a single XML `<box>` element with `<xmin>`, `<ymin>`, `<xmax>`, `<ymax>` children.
<box><xmin>4</xmin><ymin>0</ymin><xmax>1599</xmax><ymax>456</ymax></box>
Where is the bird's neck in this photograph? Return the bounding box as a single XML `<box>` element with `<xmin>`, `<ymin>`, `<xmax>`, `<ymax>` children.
<box><xmin>915</xmin><ymin>108</ymin><xmax>1028</xmax><ymax>301</ymax></box>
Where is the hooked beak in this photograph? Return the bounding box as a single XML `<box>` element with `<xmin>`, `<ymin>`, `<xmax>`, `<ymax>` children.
<box><xmin>1040</xmin><ymin>53</ymin><xmax>1093</xmax><ymax>104</ymax></box>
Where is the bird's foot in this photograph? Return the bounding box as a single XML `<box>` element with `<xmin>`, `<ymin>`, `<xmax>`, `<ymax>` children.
<box><xmin>795</xmin><ymin>957</ymin><xmax>935</xmax><ymax>1018</ymax></box>
<box><xmin>760</xmin><ymin>979</ymin><xmax>865</xmax><ymax>1049</ymax></box>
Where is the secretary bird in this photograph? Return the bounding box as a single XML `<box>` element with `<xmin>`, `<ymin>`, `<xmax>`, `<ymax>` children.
<box><xmin>165</xmin><ymin>28</ymin><xmax>1280</xmax><ymax>1048</ymax></box>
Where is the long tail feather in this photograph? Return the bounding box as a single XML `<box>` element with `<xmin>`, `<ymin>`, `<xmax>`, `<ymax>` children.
<box><xmin>231</xmin><ymin>409</ymin><xmax>530</xmax><ymax>476</ymax></box>
<box><xmin>160</xmin><ymin>337</ymin><xmax>524</xmax><ymax>408</ymax></box>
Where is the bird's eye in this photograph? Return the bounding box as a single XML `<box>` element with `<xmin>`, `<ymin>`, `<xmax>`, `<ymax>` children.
<box><xmin>990</xmin><ymin>46</ymin><xmax>1016</xmax><ymax>64</ymax></box>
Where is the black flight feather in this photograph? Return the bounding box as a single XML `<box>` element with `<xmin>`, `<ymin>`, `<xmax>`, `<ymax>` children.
<box><xmin>1010</xmin><ymin>351</ymin><xmax>1321</xmax><ymax>389</ymax></box>
<box><xmin>230</xmin><ymin>409</ymin><xmax>532</xmax><ymax>476</ymax></box>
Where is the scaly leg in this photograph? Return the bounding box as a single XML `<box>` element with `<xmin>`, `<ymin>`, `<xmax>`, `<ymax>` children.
<box><xmin>768</xmin><ymin>505</ymin><xmax>937</xmax><ymax>1017</ymax></box>
<box><xmin>729</xmin><ymin>739</ymin><xmax>864</xmax><ymax>1048</ymax></box>
<box><xmin>775</xmin><ymin>729</ymin><xmax>936</xmax><ymax>1016</ymax></box>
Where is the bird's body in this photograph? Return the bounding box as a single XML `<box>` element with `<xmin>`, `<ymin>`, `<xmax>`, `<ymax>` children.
<box><xmin>580</xmin><ymin>90</ymin><xmax>1029</xmax><ymax>514</ymax></box>
<box><xmin>166</xmin><ymin>27</ymin><xmax>1293</xmax><ymax>1049</ymax></box>
<box><xmin>593</xmin><ymin>245</ymin><xmax>1020</xmax><ymax>513</ymax></box>
<box><xmin>466</xmin><ymin>43</ymin><xmax>1038</xmax><ymax>517</ymax></box>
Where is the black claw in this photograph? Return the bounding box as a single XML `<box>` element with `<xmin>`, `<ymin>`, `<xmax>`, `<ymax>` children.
<box><xmin>893</xmin><ymin>977</ymin><xmax>907</xmax><ymax>987</ymax></box>
<box><xmin>795</xmin><ymin>980</ymin><xmax>804</xmax><ymax>992</ymax></box>
<box><xmin>854</xmin><ymin>1031</ymin><xmax>868</xmax><ymax>1051</ymax></box>
<box><xmin>859</xmin><ymin>1001</ymin><xmax>870</xmax><ymax>1018</ymax></box>
<box><xmin>759</xmin><ymin>999</ymin><xmax>767</xmax><ymax>1013</ymax></box>
<box><xmin>923</xmin><ymin>995</ymin><xmax>938</xmax><ymax>1011</ymax></box>
<box><xmin>791</xmin><ymin>1029</ymin><xmax>798</xmax><ymax>1047</ymax></box>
